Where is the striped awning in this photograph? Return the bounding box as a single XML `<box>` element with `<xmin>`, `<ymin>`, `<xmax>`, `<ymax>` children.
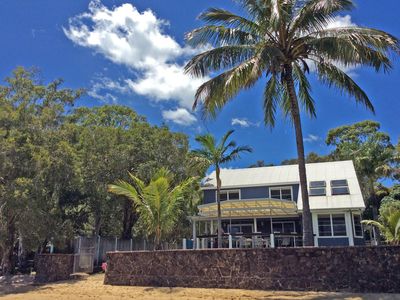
<box><xmin>194</xmin><ymin>198</ymin><xmax>298</xmax><ymax>220</ymax></box>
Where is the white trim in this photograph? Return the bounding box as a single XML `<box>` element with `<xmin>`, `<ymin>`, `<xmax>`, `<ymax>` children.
<box><xmin>269</xmin><ymin>186</ymin><xmax>294</xmax><ymax>201</ymax></box>
<box><xmin>352</xmin><ymin>213</ymin><xmax>364</xmax><ymax>238</ymax></box>
<box><xmin>201</xmin><ymin>181</ymin><xmax>300</xmax><ymax>190</ymax></box>
<box><xmin>215</xmin><ymin>189</ymin><xmax>241</xmax><ymax>202</ymax></box>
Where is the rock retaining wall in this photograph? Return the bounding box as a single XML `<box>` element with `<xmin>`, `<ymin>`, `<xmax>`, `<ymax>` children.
<box><xmin>35</xmin><ymin>254</ymin><xmax>74</xmax><ymax>283</ymax></box>
<box><xmin>104</xmin><ymin>246</ymin><xmax>400</xmax><ymax>293</ymax></box>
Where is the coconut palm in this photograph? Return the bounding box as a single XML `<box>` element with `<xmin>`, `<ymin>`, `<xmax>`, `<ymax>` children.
<box><xmin>362</xmin><ymin>211</ymin><xmax>400</xmax><ymax>245</ymax></box>
<box><xmin>192</xmin><ymin>130</ymin><xmax>252</xmax><ymax>248</ymax></box>
<box><xmin>108</xmin><ymin>168</ymin><xmax>195</xmax><ymax>250</ymax></box>
<box><xmin>184</xmin><ymin>0</ymin><xmax>399</xmax><ymax>246</ymax></box>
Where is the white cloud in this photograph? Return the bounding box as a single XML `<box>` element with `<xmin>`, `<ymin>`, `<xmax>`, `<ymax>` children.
<box><xmin>304</xmin><ymin>134</ymin><xmax>320</xmax><ymax>143</ymax></box>
<box><xmin>64</xmin><ymin>0</ymin><xmax>207</xmax><ymax>109</ymax></box>
<box><xmin>162</xmin><ymin>108</ymin><xmax>197</xmax><ymax>126</ymax></box>
<box><xmin>326</xmin><ymin>15</ymin><xmax>355</xmax><ymax>30</ymax></box>
<box><xmin>231</xmin><ymin>118</ymin><xmax>260</xmax><ymax>128</ymax></box>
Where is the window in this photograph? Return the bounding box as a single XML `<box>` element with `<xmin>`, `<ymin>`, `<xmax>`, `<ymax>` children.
<box><xmin>318</xmin><ymin>214</ymin><xmax>347</xmax><ymax>237</ymax></box>
<box><xmin>353</xmin><ymin>214</ymin><xmax>363</xmax><ymax>237</ymax></box>
<box><xmin>318</xmin><ymin>215</ymin><xmax>332</xmax><ymax>236</ymax></box>
<box><xmin>270</xmin><ymin>187</ymin><xmax>292</xmax><ymax>201</ymax></box>
<box><xmin>216</xmin><ymin>190</ymin><xmax>240</xmax><ymax>202</ymax></box>
<box><xmin>331</xmin><ymin>180</ymin><xmax>350</xmax><ymax>195</ymax></box>
<box><xmin>272</xmin><ymin>221</ymin><xmax>295</xmax><ymax>233</ymax></box>
<box><xmin>309</xmin><ymin>181</ymin><xmax>326</xmax><ymax>196</ymax></box>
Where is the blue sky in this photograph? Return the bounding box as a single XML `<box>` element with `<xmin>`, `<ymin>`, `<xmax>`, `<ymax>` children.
<box><xmin>1</xmin><ymin>0</ymin><xmax>399</xmax><ymax>168</ymax></box>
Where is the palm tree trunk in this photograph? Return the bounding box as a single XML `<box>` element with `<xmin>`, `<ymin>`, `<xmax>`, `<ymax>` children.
<box><xmin>284</xmin><ymin>64</ymin><xmax>314</xmax><ymax>247</ymax></box>
<box><xmin>216</xmin><ymin>167</ymin><xmax>222</xmax><ymax>248</ymax></box>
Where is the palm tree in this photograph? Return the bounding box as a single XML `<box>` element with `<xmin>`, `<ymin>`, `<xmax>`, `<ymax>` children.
<box><xmin>362</xmin><ymin>211</ymin><xmax>400</xmax><ymax>245</ymax></box>
<box><xmin>192</xmin><ymin>130</ymin><xmax>252</xmax><ymax>248</ymax></box>
<box><xmin>184</xmin><ymin>0</ymin><xmax>399</xmax><ymax>246</ymax></box>
<box><xmin>108</xmin><ymin>168</ymin><xmax>195</xmax><ymax>250</ymax></box>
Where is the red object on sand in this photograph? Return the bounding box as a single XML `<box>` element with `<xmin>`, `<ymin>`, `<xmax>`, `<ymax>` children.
<box><xmin>101</xmin><ymin>262</ymin><xmax>107</xmax><ymax>272</ymax></box>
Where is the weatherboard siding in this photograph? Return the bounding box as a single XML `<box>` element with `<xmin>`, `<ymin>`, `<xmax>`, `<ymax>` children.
<box><xmin>202</xmin><ymin>184</ymin><xmax>299</xmax><ymax>204</ymax></box>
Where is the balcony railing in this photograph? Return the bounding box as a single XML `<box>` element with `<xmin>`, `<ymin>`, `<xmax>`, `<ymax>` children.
<box><xmin>186</xmin><ymin>232</ymin><xmax>303</xmax><ymax>249</ymax></box>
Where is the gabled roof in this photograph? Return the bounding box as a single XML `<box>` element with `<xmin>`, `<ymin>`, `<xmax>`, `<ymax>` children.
<box><xmin>201</xmin><ymin>160</ymin><xmax>365</xmax><ymax>211</ymax></box>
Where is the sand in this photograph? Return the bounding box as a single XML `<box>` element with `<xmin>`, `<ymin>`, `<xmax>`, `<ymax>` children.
<box><xmin>1</xmin><ymin>274</ymin><xmax>399</xmax><ymax>300</ymax></box>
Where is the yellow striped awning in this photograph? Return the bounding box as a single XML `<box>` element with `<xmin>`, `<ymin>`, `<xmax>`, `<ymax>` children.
<box><xmin>195</xmin><ymin>198</ymin><xmax>298</xmax><ymax>219</ymax></box>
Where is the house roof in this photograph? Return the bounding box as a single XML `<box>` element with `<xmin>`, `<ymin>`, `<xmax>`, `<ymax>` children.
<box><xmin>201</xmin><ymin>160</ymin><xmax>365</xmax><ymax>211</ymax></box>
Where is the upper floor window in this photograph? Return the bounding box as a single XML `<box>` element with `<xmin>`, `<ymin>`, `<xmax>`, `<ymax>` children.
<box><xmin>217</xmin><ymin>190</ymin><xmax>240</xmax><ymax>202</ymax></box>
<box><xmin>270</xmin><ymin>187</ymin><xmax>292</xmax><ymax>201</ymax></box>
<box><xmin>331</xmin><ymin>179</ymin><xmax>350</xmax><ymax>195</ymax></box>
<box><xmin>309</xmin><ymin>181</ymin><xmax>326</xmax><ymax>196</ymax></box>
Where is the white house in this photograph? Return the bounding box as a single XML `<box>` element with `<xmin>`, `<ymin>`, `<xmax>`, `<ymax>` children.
<box><xmin>191</xmin><ymin>160</ymin><xmax>365</xmax><ymax>248</ymax></box>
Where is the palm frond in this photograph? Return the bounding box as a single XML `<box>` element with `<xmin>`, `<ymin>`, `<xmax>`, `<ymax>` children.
<box><xmin>291</xmin><ymin>0</ymin><xmax>354</xmax><ymax>34</ymax></box>
<box><xmin>293</xmin><ymin>62</ymin><xmax>316</xmax><ymax>118</ymax></box>
<box><xmin>108</xmin><ymin>180</ymin><xmax>141</xmax><ymax>205</ymax></box>
<box><xmin>198</xmin><ymin>7</ymin><xmax>260</xmax><ymax>32</ymax></box>
<box><xmin>185</xmin><ymin>25</ymin><xmax>257</xmax><ymax>47</ymax></box>
<box><xmin>221</xmin><ymin>145</ymin><xmax>253</xmax><ymax>163</ymax></box>
<box><xmin>193</xmin><ymin>55</ymin><xmax>263</xmax><ymax>114</ymax></box>
<box><xmin>315</xmin><ymin>60</ymin><xmax>375</xmax><ymax>113</ymax></box>
<box><xmin>263</xmin><ymin>74</ymin><xmax>283</xmax><ymax>127</ymax></box>
<box><xmin>184</xmin><ymin>45</ymin><xmax>257</xmax><ymax>78</ymax></box>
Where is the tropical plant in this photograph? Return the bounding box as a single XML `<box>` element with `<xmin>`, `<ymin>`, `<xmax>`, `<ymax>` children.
<box><xmin>191</xmin><ymin>130</ymin><xmax>252</xmax><ymax>248</ymax></box>
<box><xmin>362</xmin><ymin>210</ymin><xmax>400</xmax><ymax>245</ymax></box>
<box><xmin>184</xmin><ymin>0</ymin><xmax>399</xmax><ymax>246</ymax></box>
<box><xmin>108</xmin><ymin>168</ymin><xmax>195</xmax><ymax>250</ymax></box>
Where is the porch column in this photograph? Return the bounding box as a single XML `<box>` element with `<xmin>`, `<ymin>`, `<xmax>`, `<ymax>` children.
<box><xmin>192</xmin><ymin>220</ymin><xmax>197</xmax><ymax>249</ymax></box>
<box><xmin>253</xmin><ymin>218</ymin><xmax>258</xmax><ymax>232</ymax></box>
<box><xmin>346</xmin><ymin>211</ymin><xmax>354</xmax><ymax>246</ymax></box>
<box><xmin>312</xmin><ymin>213</ymin><xmax>319</xmax><ymax>247</ymax></box>
<box><xmin>210</xmin><ymin>220</ymin><xmax>214</xmax><ymax>248</ymax></box>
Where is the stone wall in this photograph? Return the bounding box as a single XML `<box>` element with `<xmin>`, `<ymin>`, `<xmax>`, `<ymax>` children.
<box><xmin>35</xmin><ymin>254</ymin><xmax>74</xmax><ymax>283</ymax></box>
<box><xmin>104</xmin><ymin>246</ymin><xmax>400</xmax><ymax>293</ymax></box>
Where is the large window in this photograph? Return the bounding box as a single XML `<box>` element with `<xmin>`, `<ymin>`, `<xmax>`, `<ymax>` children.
<box><xmin>309</xmin><ymin>181</ymin><xmax>326</xmax><ymax>196</ymax></box>
<box><xmin>270</xmin><ymin>187</ymin><xmax>292</xmax><ymax>201</ymax></box>
<box><xmin>331</xmin><ymin>180</ymin><xmax>350</xmax><ymax>195</ymax></box>
<box><xmin>353</xmin><ymin>214</ymin><xmax>363</xmax><ymax>237</ymax></box>
<box><xmin>318</xmin><ymin>214</ymin><xmax>347</xmax><ymax>237</ymax></box>
<box><xmin>217</xmin><ymin>190</ymin><xmax>240</xmax><ymax>202</ymax></box>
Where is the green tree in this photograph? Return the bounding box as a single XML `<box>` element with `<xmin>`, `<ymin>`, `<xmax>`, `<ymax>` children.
<box><xmin>281</xmin><ymin>151</ymin><xmax>331</xmax><ymax>165</ymax></box>
<box><xmin>0</xmin><ymin>67</ymin><xmax>82</xmax><ymax>274</ymax></box>
<box><xmin>108</xmin><ymin>169</ymin><xmax>195</xmax><ymax>250</ymax></box>
<box><xmin>327</xmin><ymin>121</ymin><xmax>395</xmax><ymax>225</ymax></box>
<box><xmin>191</xmin><ymin>130</ymin><xmax>252</xmax><ymax>248</ymax></box>
<box><xmin>184</xmin><ymin>0</ymin><xmax>399</xmax><ymax>246</ymax></box>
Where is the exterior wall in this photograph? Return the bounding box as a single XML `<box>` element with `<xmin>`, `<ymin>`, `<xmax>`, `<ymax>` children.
<box><xmin>318</xmin><ymin>237</ymin><xmax>349</xmax><ymax>246</ymax></box>
<box><xmin>105</xmin><ymin>246</ymin><xmax>400</xmax><ymax>292</ymax></box>
<box><xmin>202</xmin><ymin>184</ymin><xmax>299</xmax><ymax>204</ymax></box>
<box><xmin>354</xmin><ymin>238</ymin><xmax>365</xmax><ymax>246</ymax></box>
<box><xmin>35</xmin><ymin>254</ymin><xmax>74</xmax><ymax>283</ymax></box>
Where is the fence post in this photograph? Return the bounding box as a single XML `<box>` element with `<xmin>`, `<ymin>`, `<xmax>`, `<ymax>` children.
<box><xmin>115</xmin><ymin>237</ymin><xmax>118</xmax><ymax>251</ymax></box>
<box><xmin>130</xmin><ymin>238</ymin><xmax>133</xmax><ymax>251</ymax></box>
<box><xmin>228</xmin><ymin>234</ymin><xmax>233</xmax><ymax>249</ymax></box>
<box><xmin>143</xmin><ymin>239</ymin><xmax>146</xmax><ymax>250</ymax></box>
<box><xmin>196</xmin><ymin>238</ymin><xmax>200</xmax><ymax>250</ymax></box>
<box><xmin>96</xmin><ymin>236</ymin><xmax>101</xmax><ymax>266</ymax></box>
<box><xmin>182</xmin><ymin>238</ymin><xmax>187</xmax><ymax>250</ymax></box>
<box><xmin>270</xmin><ymin>233</ymin><xmax>275</xmax><ymax>248</ymax></box>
